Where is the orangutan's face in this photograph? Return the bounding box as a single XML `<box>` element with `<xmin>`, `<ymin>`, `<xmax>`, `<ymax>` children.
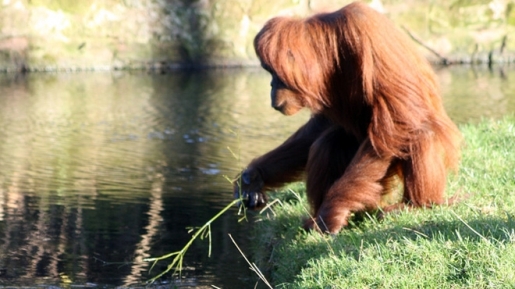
<box><xmin>268</xmin><ymin>72</ymin><xmax>304</xmax><ymax>116</ymax></box>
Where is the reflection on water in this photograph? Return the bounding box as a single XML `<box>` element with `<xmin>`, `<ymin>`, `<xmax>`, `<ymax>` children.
<box><xmin>0</xmin><ymin>69</ymin><xmax>310</xmax><ymax>288</ymax></box>
<box><xmin>438</xmin><ymin>65</ymin><xmax>515</xmax><ymax>123</ymax></box>
<box><xmin>0</xmin><ymin>65</ymin><xmax>513</xmax><ymax>287</ymax></box>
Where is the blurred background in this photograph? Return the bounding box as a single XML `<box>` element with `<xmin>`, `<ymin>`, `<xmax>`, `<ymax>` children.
<box><xmin>1</xmin><ymin>0</ymin><xmax>514</xmax><ymax>71</ymax></box>
<box><xmin>0</xmin><ymin>1</ymin><xmax>514</xmax><ymax>288</ymax></box>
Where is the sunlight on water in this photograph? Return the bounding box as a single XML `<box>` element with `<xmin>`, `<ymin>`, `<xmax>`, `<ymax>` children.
<box><xmin>437</xmin><ymin>65</ymin><xmax>515</xmax><ymax>123</ymax></box>
<box><xmin>0</xmin><ymin>69</ymin><xmax>310</xmax><ymax>288</ymax></box>
<box><xmin>0</xmin><ymin>65</ymin><xmax>513</xmax><ymax>287</ymax></box>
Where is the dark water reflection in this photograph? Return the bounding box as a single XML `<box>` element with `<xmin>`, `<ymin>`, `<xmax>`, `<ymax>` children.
<box><xmin>0</xmin><ymin>69</ymin><xmax>309</xmax><ymax>288</ymax></box>
<box><xmin>0</xmin><ymin>66</ymin><xmax>513</xmax><ymax>288</ymax></box>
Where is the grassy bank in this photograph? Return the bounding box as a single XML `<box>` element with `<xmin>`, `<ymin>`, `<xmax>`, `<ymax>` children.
<box><xmin>251</xmin><ymin>117</ymin><xmax>515</xmax><ymax>288</ymax></box>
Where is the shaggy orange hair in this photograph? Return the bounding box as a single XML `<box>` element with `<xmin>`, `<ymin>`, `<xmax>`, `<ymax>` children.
<box><xmin>235</xmin><ymin>2</ymin><xmax>461</xmax><ymax>234</ymax></box>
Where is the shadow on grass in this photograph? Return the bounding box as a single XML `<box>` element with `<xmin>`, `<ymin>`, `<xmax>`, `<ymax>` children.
<box><xmin>342</xmin><ymin>213</ymin><xmax>514</xmax><ymax>256</ymax></box>
<box><xmin>253</xmin><ymin>207</ymin><xmax>515</xmax><ymax>285</ymax></box>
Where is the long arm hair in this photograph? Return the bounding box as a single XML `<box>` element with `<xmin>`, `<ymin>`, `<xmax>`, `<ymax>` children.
<box><xmin>255</xmin><ymin>2</ymin><xmax>460</xmax><ymax>167</ymax></box>
<box><xmin>242</xmin><ymin>2</ymin><xmax>461</xmax><ymax>233</ymax></box>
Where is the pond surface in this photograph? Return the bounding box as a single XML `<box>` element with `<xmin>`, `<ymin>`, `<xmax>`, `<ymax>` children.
<box><xmin>0</xmin><ymin>65</ymin><xmax>514</xmax><ymax>288</ymax></box>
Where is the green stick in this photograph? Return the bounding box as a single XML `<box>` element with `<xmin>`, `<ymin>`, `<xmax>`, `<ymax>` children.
<box><xmin>145</xmin><ymin>198</ymin><xmax>241</xmax><ymax>283</ymax></box>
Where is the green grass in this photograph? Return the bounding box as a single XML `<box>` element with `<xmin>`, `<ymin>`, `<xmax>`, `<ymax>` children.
<box><xmin>251</xmin><ymin>117</ymin><xmax>515</xmax><ymax>289</ymax></box>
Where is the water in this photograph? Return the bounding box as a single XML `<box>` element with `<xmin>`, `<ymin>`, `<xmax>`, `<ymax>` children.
<box><xmin>438</xmin><ymin>65</ymin><xmax>515</xmax><ymax>123</ymax></box>
<box><xmin>0</xmin><ymin>65</ymin><xmax>513</xmax><ymax>288</ymax></box>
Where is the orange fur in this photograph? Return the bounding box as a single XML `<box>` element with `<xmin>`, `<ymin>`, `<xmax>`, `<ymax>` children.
<box><xmin>234</xmin><ymin>2</ymin><xmax>461</xmax><ymax>234</ymax></box>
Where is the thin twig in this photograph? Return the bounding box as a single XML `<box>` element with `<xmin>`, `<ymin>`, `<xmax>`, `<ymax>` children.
<box><xmin>145</xmin><ymin>199</ymin><xmax>241</xmax><ymax>283</ymax></box>
<box><xmin>228</xmin><ymin>234</ymin><xmax>273</xmax><ymax>289</ymax></box>
<box><xmin>401</xmin><ymin>25</ymin><xmax>449</xmax><ymax>65</ymax></box>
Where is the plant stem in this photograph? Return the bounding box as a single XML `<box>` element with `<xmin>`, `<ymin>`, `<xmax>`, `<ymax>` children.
<box><xmin>145</xmin><ymin>198</ymin><xmax>241</xmax><ymax>283</ymax></box>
